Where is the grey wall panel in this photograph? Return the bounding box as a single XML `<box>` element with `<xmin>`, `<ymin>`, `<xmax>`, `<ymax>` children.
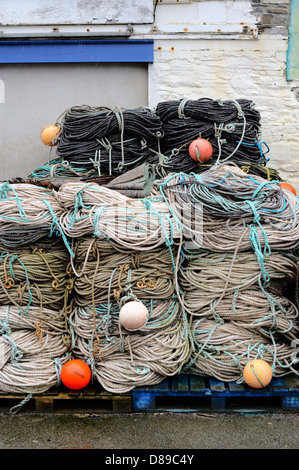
<box><xmin>0</xmin><ymin>63</ymin><xmax>148</xmax><ymax>179</ymax></box>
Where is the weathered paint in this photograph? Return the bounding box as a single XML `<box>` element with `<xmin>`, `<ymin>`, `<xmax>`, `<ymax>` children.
<box><xmin>287</xmin><ymin>0</ymin><xmax>299</xmax><ymax>79</ymax></box>
<box><xmin>0</xmin><ymin>0</ymin><xmax>153</xmax><ymax>25</ymax></box>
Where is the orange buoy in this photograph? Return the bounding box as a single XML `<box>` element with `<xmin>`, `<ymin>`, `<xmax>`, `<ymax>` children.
<box><xmin>279</xmin><ymin>182</ymin><xmax>297</xmax><ymax>196</ymax></box>
<box><xmin>40</xmin><ymin>124</ymin><xmax>61</xmax><ymax>146</ymax></box>
<box><xmin>60</xmin><ymin>359</ymin><xmax>91</xmax><ymax>390</ymax></box>
<box><xmin>119</xmin><ymin>301</ymin><xmax>149</xmax><ymax>331</ymax></box>
<box><xmin>188</xmin><ymin>138</ymin><xmax>213</xmax><ymax>162</ymax></box>
<box><xmin>243</xmin><ymin>359</ymin><xmax>272</xmax><ymax>389</ymax></box>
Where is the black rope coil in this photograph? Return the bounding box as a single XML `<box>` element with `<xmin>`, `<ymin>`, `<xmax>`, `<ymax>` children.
<box><xmin>51</xmin><ymin>98</ymin><xmax>273</xmax><ymax>180</ymax></box>
<box><xmin>154</xmin><ymin>97</ymin><xmax>267</xmax><ymax>174</ymax></box>
<box><xmin>56</xmin><ymin>105</ymin><xmax>164</xmax><ymax>175</ymax></box>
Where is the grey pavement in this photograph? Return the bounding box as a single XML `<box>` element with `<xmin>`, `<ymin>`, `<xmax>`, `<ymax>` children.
<box><xmin>0</xmin><ymin>411</ymin><xmax>298</xmax><ymax>450</ymax></box>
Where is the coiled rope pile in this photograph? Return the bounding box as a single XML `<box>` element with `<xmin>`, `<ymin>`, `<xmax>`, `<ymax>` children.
<box><xmin>30</xmin><ymin>97</ymin><xmax>278</xmax><ymax>183</ymax></box>
<box><xmin>179</xmin><ymin>249</ymin><xmax>299</xmax><ymax>339</ymax></box>
<box><xmin>153</xmin><ymin>162</ymin><xmax>299</xmax><ymax>383</ymax></box>
<box><xmin>0</xmin><ymin>237</ymin><xmax>74</xmax><ymax>314</ymax></box>
<box><xmin>0</xmin><ymin>305</ymin><xmax>71</xmax><ymax>395</ymax></box>
<box><xmin>0</xmin><ymin>182</ymin><xmax>75</xmax><ymax>398</ymax></box>
<box><xmin>155</xmin><ymin>163</ymin><xmax>299</xmax><ymax>252</ymax></box>
<box><xmin>71</xmin><ymin>237</ymin><xmax>179</xmax><ymax>305</ymax></box>
<box><xmin>0</xmin><ymin>181</ymin><xmax>69</xmax><ymax>251</ymax></box>
<box><xmin>66</xmin><ymin>228</ymin><xmax>191</xmax><ymax>391</ymax></box>
<box><xmin>184</xmin><ymin>319</ymin><xmax>298</xmax><ymax>383</ymax></box>
<box><xmin>154</xmin><ymin>97</ymin><xmax>268</xmax><ymax>176</ymax></box>
<box><xmin>55</xmin><ymin>105</ymin><xmax>164</xmax><ymax>176</ymax></box>
<box><xmin>69</xmin><ymin>300</ymin><xmax>191</xmax><ymax>393</ymax></box>
<box><xmin>1</xmin><ymin>96</ymin><xmax>298</xmax><ymax>400</ymax></box>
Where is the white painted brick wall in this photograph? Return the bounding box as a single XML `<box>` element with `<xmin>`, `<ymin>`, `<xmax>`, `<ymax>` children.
<box><xmin>146</xmin><ymin>2</ymin><xmax>299</xmax><ymax>191</ymax></box>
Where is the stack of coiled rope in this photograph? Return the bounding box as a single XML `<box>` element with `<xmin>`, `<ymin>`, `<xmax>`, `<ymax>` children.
<box><xmin>55</xmin><ymin>105</ymin><xmax>164</xmax><ymax>177</ymax></box>
<box><xmin>63</xmin><ymin>229</ymin><xmax>191</xmax><ymax>393</ymax></box>
<box><xmin>155</xmin><ymin>163</ymin><xmax>299</xmax><ymax>383</ymax></box>
<box><xmin>71</xmin><ymin>237</ymin><xmax>179</xmax><ymax>306</ymax></box>
<box><xmin>155</xmin><ymin>163</ymin><xmax>299</xmax><ymax>252</ymax></box>
<box><xmin>0</xmin><ymin>237</ymin><xmax>74</xmax><ymax>314</ymax></box>
<box><xmin>30</xmin><ymin>97</ymin><xmax>279</xmax><ymax>183</ymax></box>
<box><xmin>0</xmin><ymin>181</ymin><xmax>70</xmax><ymax>251</ymax></box>
<box><xmin>69</xmin><ymin>300</ymin><xmax>191</xmax><ymax>394</ymax></box>
<box><xmin>56</xmin><ymin>181</ymin><xmax>182</xmax><ymax>250</ymax></box>
<box><xmin>1</xmin><ymin>96</ymin><xmax>298</xmax><ymax>400</ymax></box>
<box><xmin>0</xmin><ymin>305</ymin><xmax>71</xmax><ymax>395</ymax></box>
<box><xmin>0</xmin><ymin>181</ymin><xmax>75</xmax><ymax>398</ymax></box>
<box><xmin>154</xmin><ymin>97</ymin><xmax>268</xmax><ymax>176</ymax></box>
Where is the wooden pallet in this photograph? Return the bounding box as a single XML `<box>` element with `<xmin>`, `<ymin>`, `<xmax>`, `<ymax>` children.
<box><xmin>0</xmin><ymin>383</ymin><xmax>131</xmax><ymax>413</ymax></box>
<box><xmin>131</xmin><ymin>374</ymin><xmax>299</xmax><ymax>413</ymax></box>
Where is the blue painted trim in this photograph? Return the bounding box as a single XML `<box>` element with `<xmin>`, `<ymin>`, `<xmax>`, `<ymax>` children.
<box><xmin>0</xmin><ymin>39</ymin><xmax>154</xmax><ymax>64</ymax></box>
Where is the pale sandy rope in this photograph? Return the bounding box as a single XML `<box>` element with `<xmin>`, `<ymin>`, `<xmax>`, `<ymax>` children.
<box><xmin>68</xmin><ymin>300</ymin><xmax>191</xmax><ymax>394</ymax></box>
<box><xmin>185</xmin><ymin>318</ymin><xmax>299</xmax><ymax>383</ymax></box>
<box><xmin>186</xmin><ymin>286</ymin><xmax>299</xmax><ymax>341</ymax></box>
<box><xmin>71</xmin><ymin>236</ymin><xmax>179</xmax><ymax>306</ymax></box>
<box><xmin>0</xmin><ymin>305</ymin><xmax>70</xmax><ymax>395</ymax></box>
<box><xmin>179</xmin><ymin>249</ymin><xmax>298</xmax><ymax>313</ymax></box>
<box><xmin>0</xmin><ymin>237</ymin><xmax>74</xmax><ymax>313</ymax></box>
<box><xmin>55</xmin><ymin>181</ymin><xmax>182</xmax><ymax>250</ymax></box>
<box><xmin>152</xmin><ymin>163</ymin><xmax>299</xmax><ymax>252</ymax></box>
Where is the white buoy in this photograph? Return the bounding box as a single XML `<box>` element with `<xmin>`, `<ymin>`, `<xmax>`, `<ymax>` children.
<box><xmin>119</xmin><ymin>301</ymin><xmax>149</xmax><ymax>330</ymax></box>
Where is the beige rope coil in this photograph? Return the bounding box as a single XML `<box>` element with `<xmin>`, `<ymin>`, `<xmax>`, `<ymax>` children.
<box><xmin>55</xmin><ymin>181</ymin><xmax>182</xmax><ymax>250</ymax></box>
<box><xmin>0</xmin><ymin>182</ymin><xmax>65</xmax><ymax>247</ymax></box>
<box><xmin>153</xmin><ymin>163</ymin><xmax>299</xmax><ymax>252</ymax></box>
<box><xmin>185</xmin><ymin>318</ymin><xmax>299</xmax><ymax>383</ymax></box>
<box><xmin>71</xmin><ymin>236</ymin><xmax>179</xmax><ymax>306</ymax></box>
<box><xmin>186</xmin><ymin>286</ymin><xmax>299</xmax><ymax>341</ymax></box>
<box><xmin>0</xmin><ymin>305</ymin><xmax>70</xmax><ymax>394</ymax></box>
<box><xmin>179</xmin><ymin>249</ymin><xmax>298</xmax><ymax>314</ymax></box>
<box><xmin>0</xmin><ymin>237</ymin><xmax>74</xmax><ymax>313</ymax></box>
<box><xmin>68</xmin><ymin>299</ymin><xmax>192</xmax><ymax>393</ymax></box>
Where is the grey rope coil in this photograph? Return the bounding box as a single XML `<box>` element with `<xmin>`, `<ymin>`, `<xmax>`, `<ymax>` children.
<box><xmin>55</xmin><ymin>105</ymin><xmax>164</xmax><ymax>176</ymax></box>
<box><xmin>154</xmin><ymin>97</ymin><xmax>266</xmax><ymax>175</ymax></box>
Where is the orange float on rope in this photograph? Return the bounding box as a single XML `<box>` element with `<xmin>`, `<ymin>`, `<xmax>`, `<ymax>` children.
<box><xmin>188</xmin><ymin>138</ymin><xmax>213</xmax><ymax>163</ymax></box>
<box><xmin>60</xmin><ymin>359</ymin><xmax>91</xmax><ymax>390</ymax></box>
<box><xmin>279</xmin><ymin>182</ymin><xmax>297</xmax><ymax>196</ymax></box>
<box><xmin>243</xmin><ymin>359</ymin><xmax>272</xmax><ymax>389</ymax></box>
<box><xmin>40</xmin><ymin>124</ymin><xmax>61</xmax><ymax>146</ymax></box>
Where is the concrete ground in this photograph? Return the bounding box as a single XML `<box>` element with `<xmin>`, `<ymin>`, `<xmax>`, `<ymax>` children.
<box><xmin>0</xmin><ymin>411</ymin><xmax>298</xmax><ymax>450</ymax></box>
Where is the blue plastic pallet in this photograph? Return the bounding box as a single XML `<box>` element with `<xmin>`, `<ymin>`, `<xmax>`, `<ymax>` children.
<box><xmin>132</xmin><ymin>374</ymin><xmax>299</xmax><ymax>413</ymax></box>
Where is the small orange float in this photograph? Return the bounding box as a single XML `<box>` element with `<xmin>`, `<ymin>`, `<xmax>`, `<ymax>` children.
<box><xmin>279</xmin><ymin>182</ymin><xmax>297</xmax><ymax>196</ymax></box>
<box><xmin>188</xmin><ymin>138</ymin><xmax>213</xmax><ymax>162</ymax></box>
<box><xmin>243</xmin><ymin>359</ymin><xmax>272</xmax><ymax>389</ymax></box>
<box><xmin>40</xmin><ymin>124</ymin><xmax>61</xmax><ymax>146</ymax></box>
